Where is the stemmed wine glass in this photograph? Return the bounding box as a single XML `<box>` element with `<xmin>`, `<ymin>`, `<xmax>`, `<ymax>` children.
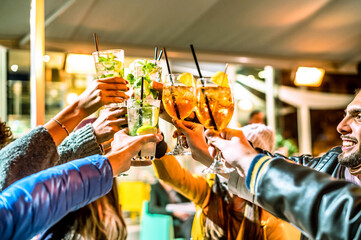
<box><xmin>195</xmin><ymin>75</ymin><xmax>234</xmax><ymax>173</ymax></box>
<box><xmin>162</xmin><ymin>73</ymin><xmax>196</xmax><ymax>155</ymax></box>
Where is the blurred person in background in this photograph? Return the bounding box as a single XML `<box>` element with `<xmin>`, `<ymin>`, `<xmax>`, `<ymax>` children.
<box><xmin>149</xmin><ymin>180</ymin><xmax>194</xmax><ymax>239</ymax></box>
<box><xmin>247</xmin><ymin>110</ymin><xmax>265</xmax><ymax>125</ymax></box>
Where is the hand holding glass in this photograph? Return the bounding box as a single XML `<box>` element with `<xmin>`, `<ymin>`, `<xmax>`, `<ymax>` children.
<box><xmin>162</xmin><ymin>73</ymin><xmax>196</xmax><ymax>156</ymax></box>
<box><xmin>195</xmin><ymin>76</ymin><xmax>234</xmax><ymax>173</ymax></box>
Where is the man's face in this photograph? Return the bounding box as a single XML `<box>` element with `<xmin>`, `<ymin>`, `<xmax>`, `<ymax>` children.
<box><xmin>337</xmin><ymin>92</ymin><xmax>361</xmax><ymax>168</ymax></box>
<box><xmin>249</xmin><ymin>112</ymin><xmax>265</xmax><ymax>124</ymax></box>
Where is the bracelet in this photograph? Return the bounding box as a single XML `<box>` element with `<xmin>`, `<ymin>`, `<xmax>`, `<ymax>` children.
<box><xmin>52</xmin><ymin>118</ymin><xmax>70</xmax><ymax>136</ymax></box>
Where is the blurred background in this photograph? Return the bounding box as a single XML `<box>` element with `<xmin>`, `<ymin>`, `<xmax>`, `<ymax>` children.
<box><xmin>1</xmin><ymin>0</ymin><xmax>361</xmax><ymax>238</ymax></box>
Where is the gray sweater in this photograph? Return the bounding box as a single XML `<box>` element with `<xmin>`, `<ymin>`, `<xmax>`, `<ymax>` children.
<box><xmin>0</xmin><ymin>124</ymin><xmax>102</xmax><ymax>191</ymax></box>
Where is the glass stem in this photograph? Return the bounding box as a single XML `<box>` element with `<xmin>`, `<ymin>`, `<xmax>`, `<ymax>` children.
<box><xmin>174</xmin><ymin>135</ymin><xmax>183</xmax><ymax>150</ymax></box>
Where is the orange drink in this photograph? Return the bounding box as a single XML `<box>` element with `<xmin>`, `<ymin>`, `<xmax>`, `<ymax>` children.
<box><xmin>195</xmin><ymin>75</ymin><xmax>235</xmax><ymax>174</ymax></box>
<box><xmin>163</xmin><ymin>85</ymin><xmax>195</xmax><ymax>120</ymax></box>
<box><xmin>162</xmin><ymin>73</ymin><xmax>196</xmax><ymax>155</ymax></box>
<box><xmin>195</xmin><ymin>86</ymin><xmax>234</xmax><ymax>130</ymax></box>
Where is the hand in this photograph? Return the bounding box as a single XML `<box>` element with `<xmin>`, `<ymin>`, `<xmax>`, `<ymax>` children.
<box><xmin>205</xmin><ymin>128</ymin><xmax>258</xmax><ymax>177</ymax></box>
<box><xmin>173</xmin><ymin>120</ymin><xmax>213</xmax><ymax>166</ymax></box>
<box><xmin>105</xmin><ymin>128</ymin><xmax>163</xmax><ymax>176</ymax></box>
<box><xmin>77</xmin><ymin>77</ymin><xmax>129</xmax><ymax>117</ymax></box>
<box><xmin>173</xmin><ymin>211</ymin><xmax>190</xmax><ymax>221</ymax></box>
<box><xmin>92</xmin><ymin>107</ymin><xmax>128</xmax><ymax>144</ymax></box>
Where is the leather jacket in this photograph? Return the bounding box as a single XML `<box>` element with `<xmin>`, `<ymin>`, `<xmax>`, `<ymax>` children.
<box><xmin>0</xmin><ymin>155</ymin><xmax>113</xmax><ymax>240</ymax></box>
<box><xmin>229</xmin><ymin>146</ymin><xmax>361</xmax><ymax>239</ymax></box>
<box><xmin>253</xmin><ymin>157</ymin><xmax>361</xmax><ymax>240</ymax></box>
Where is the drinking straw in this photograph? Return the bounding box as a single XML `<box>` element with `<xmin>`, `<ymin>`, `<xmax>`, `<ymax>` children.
<box><xmin>154</xmin><ymin>47</ymin><xmax>158</xmax><ymax>60</ymax></box>
<box><xmin>189</xmin><ymin>44</ymin><xmax>217</xmax><ymax>130</ymax></box>
<box><xmin>140</xmin><ymin>76</ymin><xmax>144</xmax><ymax>103</ymax></box>
<box><xmin>93</xmin><ymin>33</ymin><xmax>99</xmax><ymax>52</ymax></box>
<box><xmin>163</xmin><ymin>48</ymin><xmax>181</xmax><ymax>119</ymax></box>
<box><xmin>139</xmin><ymin>76</ymin><xmax>144</xmax><ymax>125</ymax></box>
<box><xmin>157</xmin><ymin>50</ymin><xmax>163</xmax><ymax>61</ymax></box>
<box><xmin>93</xmin><ymin>33</ymin><xmax>100</xmax><ymax>59</ymax></box>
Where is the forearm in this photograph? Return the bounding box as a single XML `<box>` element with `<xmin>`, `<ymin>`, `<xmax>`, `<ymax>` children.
<box><xmin>57</xmin><ymin>124</ymin><xmax>103</xmax><ymax>165</ymax></box>
<box><xmin>44</xmin><ymin>100</ymin><xmax>88</xmax><ymax>146</ymax></box>
<box><xmin>248</xmin><ymin>156</ymin><xmax>361</xmax><ymax>239</ymax></box>
<box><xmin>0</xmin><ymin>126</ymin><xmax>59</xmax><ymax>191</ymax></box>
<box><xmin>0</xmin><ymin>155</ymin><xmax>113</xmax><ymax>240</ymax></box>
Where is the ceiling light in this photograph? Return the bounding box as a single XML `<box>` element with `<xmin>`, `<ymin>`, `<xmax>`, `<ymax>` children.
<box><xmin>11</xmin><ymin>64</ymin><xmax>19</xmax><ymax>72</ymax></box>
<box><xmin>294</xmin><ymin>67</ymin><xmax>325</xmax><ymax>87</ymax></box>
<box><xmin>238</xmin><ymin>99</ymin><xmax>253</xmax><ymax>111</ymax></box>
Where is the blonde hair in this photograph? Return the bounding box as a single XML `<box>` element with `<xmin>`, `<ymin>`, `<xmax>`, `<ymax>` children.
<box><xmin>70</xmin><ymin>181</ymin><xmax>127</xmax><ymax>240</ymax></box>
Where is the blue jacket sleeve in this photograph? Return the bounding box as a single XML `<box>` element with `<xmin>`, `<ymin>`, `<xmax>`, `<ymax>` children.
<box><xmin>0</xmin><ymin>154</ymin><xmax>113</xmax><ymax>240</ymax></box>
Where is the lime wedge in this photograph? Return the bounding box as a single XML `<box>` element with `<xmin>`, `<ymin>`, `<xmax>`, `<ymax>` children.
<box><xmin>136</xmin><ymin>125</ymin><xmax>157</xmax><ymax>135</ymax></box>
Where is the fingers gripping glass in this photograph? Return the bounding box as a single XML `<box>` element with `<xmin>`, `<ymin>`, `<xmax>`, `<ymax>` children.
<box><xmin>162</xmin><ymin>73</ymin><xmax>196</xmax><ymax>156</ymax></box>
<box><xmin>195</xmin><ymin>77</ymin><xmax>234</xmax><ymax>174</ymax></box>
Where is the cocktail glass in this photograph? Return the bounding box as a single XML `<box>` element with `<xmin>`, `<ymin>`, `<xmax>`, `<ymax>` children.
<box><xmin>128</xmin><ymin>59</ymin><xmax>162</xmax><ymax>100</ymax></box>
<box><xmin>92</xmin><ymin>49</ymin><xmax>125</xmax><ymax>108</ymax></box>
<box><xmin>162</xmin><ymin>73</ymin><xmax>196</xmax><ymax>155</ymax></box>
<box><xmin>127</xmin><ymin>98</ymin><xmax>160</xmax><ymax>165</ymax></box>
<box><xmin>195</xmin><ymin>76</ymin><xmax>234</xmax><ymax>174</ymax></box>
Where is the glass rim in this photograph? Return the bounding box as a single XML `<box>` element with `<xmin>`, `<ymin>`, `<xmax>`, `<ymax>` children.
<box><xmin>92</xmin><ymin>49</ymin><xmax>124</xmax><ymax>55</ymax></box>
<box><xmin>126</xmin><ymin>98</ymin><xmax>161</xmax><ymax>106</ymax></box>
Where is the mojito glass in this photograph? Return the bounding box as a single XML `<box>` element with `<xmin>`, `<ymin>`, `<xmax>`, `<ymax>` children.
<box><xmin>127</xmin><ymin>59</ymin><xmax>162</xmax><ymax>100</ymax></box>
<box><xmin>93</xmin><ymin>49</ymin><xmax>125</xmax><ymax>108</ymax></box>
<box><xmin>127</xmin><ymin>99</ymin><xmax>160</xmax><ymax>162</ymax></box>
<box><xmin>93</xmin><ymin>49</ymin><xmax>124</xmax><ymax>78</ymax></box>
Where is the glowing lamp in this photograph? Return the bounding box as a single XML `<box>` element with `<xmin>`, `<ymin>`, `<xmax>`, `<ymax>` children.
<box><xmin>294</xmin><ymin>67</ymin><xmax>325</xmax><ymax>87</ymax></box>
<box><xmin>65</xmin><ymin>54</ymin><xmax>96</xmax><ymax>75</ymax></box>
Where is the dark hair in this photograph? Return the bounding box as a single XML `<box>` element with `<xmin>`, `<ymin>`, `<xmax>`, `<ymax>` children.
<box><xmin>249</xmin><ymin>110</ymin><xmax>262</xmax><ymax>119</ymax></box>
<box><xmin>0</xmin><ymin>120</ymin><xmax>13</xmax><ymax>149</ymax></box>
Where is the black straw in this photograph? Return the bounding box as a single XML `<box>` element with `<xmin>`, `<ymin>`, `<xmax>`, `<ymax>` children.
<box><xmin>154</xmin><ymin>47</ymin><xmax>158</xmax><ymax>60</ymax></box>
<box><xmin>190</xmin><ymin>44</ymin><xmax>202</xmax><ymax>78</ymax></box>
<box><xmin>163</xmin><ymin>48</ymin><xmax>181</xmax><ymax>119</ymax></box>
<box><xmin>189</xmin><ymin>44</ymin><xmax>217</xmax><ymax>130</ymax></box>
<box><xmin>139</xmin><ymin>77</ymin><xmax>144</xmax><ymax>125</ymax></box>
<box><xmin>140</xmin><ymin>76</ymin><xmax>144</xmax><ymax>102</ymax></box>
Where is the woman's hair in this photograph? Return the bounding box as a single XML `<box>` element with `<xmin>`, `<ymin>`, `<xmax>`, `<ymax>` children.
<box><xmin>71</xmin><ymin>180</ymin><xmax>127</xmax><ymax>240</ymax></box>
<box><xmin>42</xmin><ymin>179</ymin><xmax>127</xmax><ymax>240</ymax></box>
<box><xmin>0</xmin><ymin>120</ymin><xmax>13</xmax><ymax>149</ymax></box>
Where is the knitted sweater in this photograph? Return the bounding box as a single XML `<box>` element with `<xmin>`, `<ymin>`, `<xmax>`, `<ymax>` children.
<box><xmin>0</xmin><ymin>124</ymin><xmax>102</xmax><ymax>191</ymax></box>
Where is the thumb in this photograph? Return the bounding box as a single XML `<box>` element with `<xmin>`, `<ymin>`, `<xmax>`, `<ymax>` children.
<box><xmin>172</xmin><ymin>119</ymin><xmax>191</xmax><ymax>136</ymax></box>
<box><xmin>205</xmin><ymin>129</ymin><xmax>228</xmax><ymax>151</ymax></box>
<box><xmin>137</xmin><ymin>133</ymin><xmax>160</xmax><ymax>145</ymax></box>
<box><xmin>151</xmin><ymin>81</ymin><xmax>163</xmax><ymax>92</ymax></box>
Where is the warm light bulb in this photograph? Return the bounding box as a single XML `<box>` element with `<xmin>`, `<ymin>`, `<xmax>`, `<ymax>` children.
<box><xmin>294</xmin><ymin>67</ymin><xmax>325</xmax><ymax>87</ymax></box>
<box><xmin>238</xmin><ymin>99</ymin><xmax>253</xmax><ymax>111</ymax></box>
